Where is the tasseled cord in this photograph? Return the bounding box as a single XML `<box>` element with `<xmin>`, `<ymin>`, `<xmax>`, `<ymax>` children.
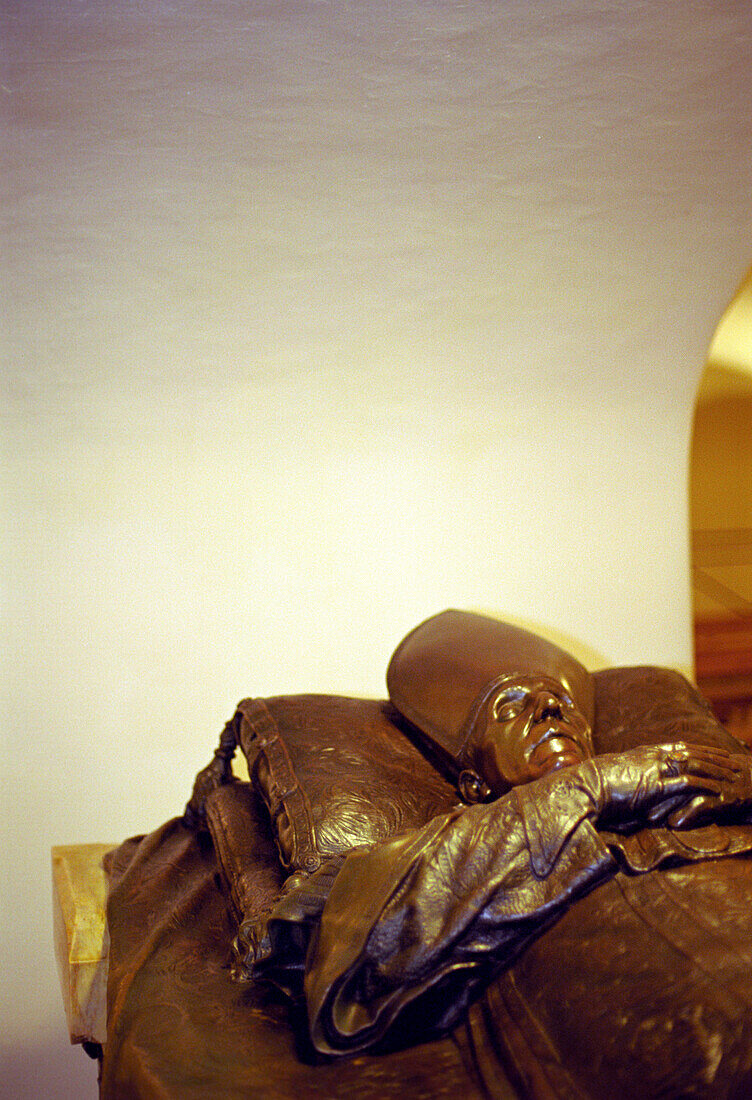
<box><xmin>183</xmin><ymin>714</ymin><xmax>239</xmax><ymax>830</ymax></box>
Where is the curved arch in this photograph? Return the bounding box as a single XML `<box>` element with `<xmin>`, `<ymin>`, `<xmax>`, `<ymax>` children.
<box><xmin>691</xmin><ymin>267</ymin><xmax>752</xmax><ymax>741</ymax></box>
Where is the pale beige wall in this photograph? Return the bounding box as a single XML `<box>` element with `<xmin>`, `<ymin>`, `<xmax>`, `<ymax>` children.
<box><xmin>2</xmin><ymin>2</ymin><xmax>751</xmax><ymax>1096</ymax></box>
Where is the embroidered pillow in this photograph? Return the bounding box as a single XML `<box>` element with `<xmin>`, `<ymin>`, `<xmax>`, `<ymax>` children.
<box><xmin>236</xmin><ymin>695</ymin><xmax>458</xmax><ymax>873</ymax></box>
<box><xmin>238</xmin><ymin>671</ymin><xmax>746</xmax><ymax>875</ymax></box>
<box><xmin>592</xmin><ymin>667</ymin><xmax>746</xmax><ymax>755</ymax></box>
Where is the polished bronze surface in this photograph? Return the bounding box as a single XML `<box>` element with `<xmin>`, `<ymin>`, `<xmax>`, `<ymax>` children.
<box><xmin>386</xmin><ymin>610</ymin><xmax>595</xmax><ymax>777</ymax></box>
<box><xmin>467</xmin><ymin>672</ymin><xmax>594</xmax><ymax>794</ymax></box>
<box><xmin>102</xmin><ymin>611</ymin><xmax>752</xmax><ymax>1098</ymax></box>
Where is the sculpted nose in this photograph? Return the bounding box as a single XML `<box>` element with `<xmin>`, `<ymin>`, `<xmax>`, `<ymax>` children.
<box><xmin>534</xmin><ymin>692</ymin><xmax>562</xmax><ymax>722</ymax></box>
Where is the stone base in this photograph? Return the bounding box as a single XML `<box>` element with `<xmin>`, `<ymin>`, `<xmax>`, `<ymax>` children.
<box><xmin>52</xmin><ymin>844</ymin><xmax>112</xmax><ymax>1046</ymax></box>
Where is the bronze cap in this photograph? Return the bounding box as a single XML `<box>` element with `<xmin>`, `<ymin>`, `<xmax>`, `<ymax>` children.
<box><xmin>387</xmin><ymin>609</ymin><xmax>594</xmax><ymax>775</ymax></box>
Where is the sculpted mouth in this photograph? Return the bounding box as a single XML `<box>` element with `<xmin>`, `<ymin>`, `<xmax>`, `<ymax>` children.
<box><xmin>529</xmin><ymin>726</ymin><xmax>587</xmax><ymax>758</ymax></box>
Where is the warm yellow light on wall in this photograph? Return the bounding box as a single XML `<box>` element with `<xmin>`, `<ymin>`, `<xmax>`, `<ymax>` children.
<box><xmin>706</xmin><ymin>264</ymin><xmax>752</xmax><ymax>380</ymax></box>
<box><xmin>691</xmin><ymin>261</ymin><xmax>752</xmax><ymax>736</ymax></box>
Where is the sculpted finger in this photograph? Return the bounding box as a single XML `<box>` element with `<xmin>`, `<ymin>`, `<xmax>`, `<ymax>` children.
<box><xmin>646</xmin><ymin>793</ymin><xmax>693</xmax><ymax>825</ymax></box>
<box><xmin>680</xmin><ymin>743</ymin><xmax>731</xmax><ymax>757</ymax></box>
<box><xmin>657</xmin><ymin>747</ymin><xmax>736</xmax><ymax>782</ymax></box>
<box><xmin>687</xmin><ymin>775</ymin><xmax>725</xmax><ymax>793</ymax></box>
<box><xmin>684</xmin><ymin>744</ymin><xmax>732</xmax><ymax>759</ymax></box>
<box><xmin>682</xmin><ymin>746</ymin><xmax>737</xmax><ymax>770</ymax></box>
<box><xmin>660</xmin><ymin>774</ymin><xmax>724</xmax><ymax>798</ymax></box>
<box><xmin>682</xmin><ymin>760</ymin><xmax>739</xmax><ymax>782</ymax></box>
<box><xmin>657</xmin><ymin>742</ymin><xmax>688</xmax><ymax>759</ymax></box>
<box><xmin>667</xmin><ymin>794</ymin><xmax>714</xmax><ymax>828</ymax></box>
<box><xmin>659</xmin><ymin>744</ymin><xmax>735</xmax><ymax>772</ymax></box>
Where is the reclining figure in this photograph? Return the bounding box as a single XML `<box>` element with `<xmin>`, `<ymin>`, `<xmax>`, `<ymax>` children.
<box><xmin>102</xmin><ymin>611</ymin><xmax>752</xmax><ymax>1099</ymax></box>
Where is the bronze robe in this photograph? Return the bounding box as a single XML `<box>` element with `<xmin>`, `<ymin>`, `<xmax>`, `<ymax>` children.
<box><xmin>257</xmin><ymin>777</ymin><xmax>615</xmax><ymax>1053</ymax></box>
<box><xmin>253</xmin><ymin>773</ymin><xmax>752</xmax><ymax>1068</ymax></box>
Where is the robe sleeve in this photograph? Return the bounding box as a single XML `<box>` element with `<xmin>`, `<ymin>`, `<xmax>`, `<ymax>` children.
<box><xmin>252</xmin><ymin>773</ymin><xmax>618</xmax><ymax>1055</ymax></box>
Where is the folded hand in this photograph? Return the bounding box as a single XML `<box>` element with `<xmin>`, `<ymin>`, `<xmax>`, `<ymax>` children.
<box><xmin>577</xmin><ymin>743</ymin><xmax>746</xmax><ymax>832</ymax></box>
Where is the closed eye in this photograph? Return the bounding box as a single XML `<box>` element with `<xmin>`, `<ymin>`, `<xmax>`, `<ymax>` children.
<box><xmin>493</xmin><ymin>694</ymin><xmax>527</xmax><ymax>721</ymax></box>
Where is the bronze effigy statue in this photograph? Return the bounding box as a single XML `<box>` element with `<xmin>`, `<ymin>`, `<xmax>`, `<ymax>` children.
<box><xmin>101</xmin><ymin>611</ymin><xmax>752</xmax><ymax>1099</ymax></box>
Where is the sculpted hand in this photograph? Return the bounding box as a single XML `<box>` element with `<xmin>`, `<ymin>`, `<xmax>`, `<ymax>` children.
<box><xmin>665</xmin><ymin>752</ymin><xmax>752</xmax><ymax>828</ymax></box>
<box><xmin>576</xmin><ymin>743</ymin><xmax>742</xmax><ymax>832</ymax></box>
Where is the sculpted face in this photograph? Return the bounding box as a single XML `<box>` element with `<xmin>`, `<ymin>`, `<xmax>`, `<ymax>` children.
<box><xmin>470</xmin><ymin>673</ymin><xmax>594</xmax><ymax>795</ymax></box>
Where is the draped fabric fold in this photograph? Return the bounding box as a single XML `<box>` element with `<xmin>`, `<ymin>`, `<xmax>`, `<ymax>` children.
<box><xmin>255</xmin><ymin>775</ymin><xmax>616</xmax><ymax>1055</ymax></box>
<box><xmin>251</xmin><ymin>775</ymin><xmax>752</xmax><ymax>1058</ymax></box>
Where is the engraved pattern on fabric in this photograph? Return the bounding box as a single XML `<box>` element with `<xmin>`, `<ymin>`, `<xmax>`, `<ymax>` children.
<box><xmin>238</xmin><ymin>695</ymin><xmax>458</xmax><ymax>870</ymax></box>
<box><xmin>592</xmin><ymin>667</ymin><xmax>746</xmax><ymax>756</ymax></box>
<box><xmin>298</xmin><ymin>782</ymin><xmax>615</xmax><ymax>1055</ymax></box>
<box><xmin>101</xmin><ymin>818</ymin><xmax>486</xmax><ymax>1100</ymax></box>
<box><xmin>488</xmin><ymin>865</ymin><xmax>752</xmax><ymax>1098</ymax></box>
<box><xmin>205</xmin><ymin>782</ymin><xmax>285</xmax><ymax>920</ymax></box>
<box><xmin>238</xmin><ymin>697</ymin><xmax>322</xmax><ymax>873</ymax></box>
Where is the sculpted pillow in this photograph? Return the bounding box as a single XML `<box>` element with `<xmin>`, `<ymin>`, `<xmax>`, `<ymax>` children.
<box><xmin>592</xmin><ymin>666</ymin><xmax>746</xmax><ymax>755</ymax></box>
<box><xmin>238</xmin><ymin>669</ymin><xmax>747</xmax><ymax>874</ymax></box>
<box><xmin>236</xmin><ymin>694</ymin><xmax>458</xmax><ymax>874</ymax></box>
